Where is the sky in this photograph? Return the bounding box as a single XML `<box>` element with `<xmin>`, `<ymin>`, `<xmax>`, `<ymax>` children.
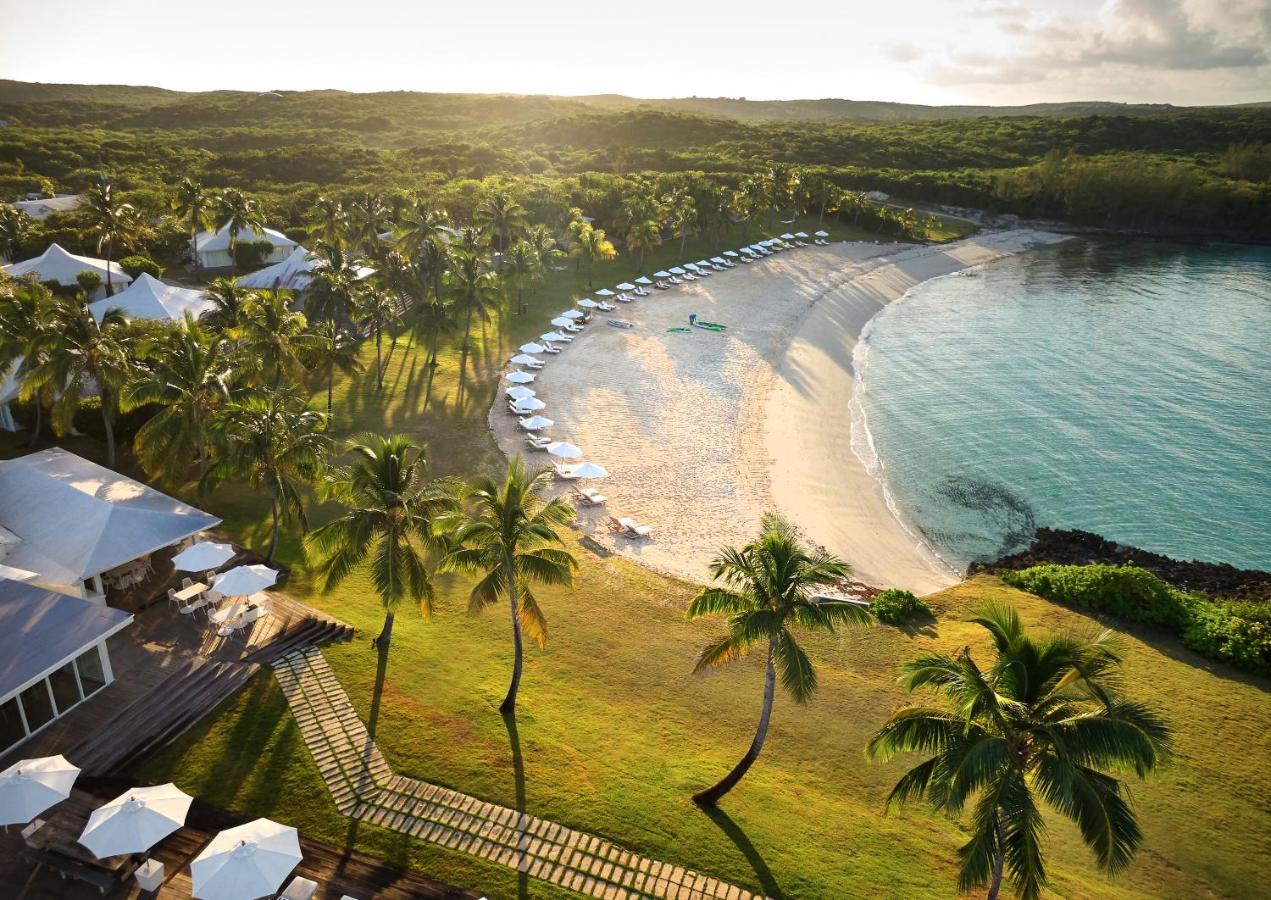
<box><xmin>0</xmin><ymin>0</ymin><xmax>1267</xmax><ymax>106</ymax></box>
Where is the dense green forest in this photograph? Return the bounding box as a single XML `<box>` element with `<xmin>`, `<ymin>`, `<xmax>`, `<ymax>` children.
<box><xmin>1</xmin><ymin>81</ymin><xmax>1268</xmax><ymax>245</ymax></box>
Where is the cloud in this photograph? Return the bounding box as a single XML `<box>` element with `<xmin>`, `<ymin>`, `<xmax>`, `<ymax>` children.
<box><xmin>886</xmin><ymin>43</ymin><xmax>922</xmax><ymax>63</ymax></box>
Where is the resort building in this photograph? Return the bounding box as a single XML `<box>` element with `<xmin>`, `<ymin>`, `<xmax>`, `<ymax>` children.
<box><xmin>87</xmin><ymin>272</ymin><xmax>215</xmax><ymax>324</ymax></box>
<box><xmin>0</xmin><ymin>242</ymin><xmax>134</xmax><ymax>300</ymax></box>
<box><xmin>193</xmin><ymin>223</ymin><xmax>298</xmax><ymax>269</ymax></box>
<box><xmin>0</xmin><ymin>448</ymin><xmax>220</xmax><ymax>754</ymax></box>
<box><xmin>236</xmin><ymin>245</ymin><xmax>375</xmax><ymax>292</ymax></box>
<box><xmin>10</xmin><ymin>193</ymin><xmax>81</xmax><ymax>221</ymax></box>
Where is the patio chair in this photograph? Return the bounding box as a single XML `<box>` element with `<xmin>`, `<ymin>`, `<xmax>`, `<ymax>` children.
<box><xmin>542</xmin><ymin>344</ymin><xmax>562</xmax><ymax>354</ymax></box>
<box><xmin>618</xmin><ymin>517</ymin><xmax>653</xmax><ymax>538</ymax></box>
<box><xmin>218</xmin><ymin>603</ymin><xmax>270</xmax><ymax>637</ymax></box>
<box><xmin>615</xmin><ymin>293</ymin><xmax>633</xmax><ymax>303</ymax></box>
<box><xmin>181</xmin><ymin>577</ymin><xmax>193</xmax><ymax>589</ymax></box>
<box><xmin>575</xmin><ymin>488</ymin><xmax>606</xmax><ymax>506</ymax></box>
<box><xmin>525</xmin><ymin>435</ymin><xmax>552</xmax><ymax>450</ymax></box>
<box><xmin>554</xmin><ymin>464</ymin><xmax>582</xmax><ymax>480</ymax></box>
<box><xmin>668</xmin><ymin>276</ymin><xmax>682</xmax><ymax>285</ymax></box>
<box><xmin>167</xmin><ymin>587</ymin><xmax>180</xmax><ymax>610</ymax></box>
<box><xmin>654</xmin><ymin>280</ymin><xmax>671</xmax><ymax>290</ymax></box>
<box><xmin>634</xmin><ymin>287</ymin><xmax>650</xmax><ymax>296</ymax></box>
<box><xmin>279</xmin><ymin>875</ymin><xmax>319</xmax><ymax>900</ymax></box>
<box><xmin>597</xmin><ymin>301</ymin><xmax>617</xmax><ymax>310</ymax></box>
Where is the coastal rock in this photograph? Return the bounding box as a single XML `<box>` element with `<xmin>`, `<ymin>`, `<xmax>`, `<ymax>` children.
<box><xmin>971</xmin><ymin>527</ymin><xmax>1271</xmax><ymax>600</ymax></box>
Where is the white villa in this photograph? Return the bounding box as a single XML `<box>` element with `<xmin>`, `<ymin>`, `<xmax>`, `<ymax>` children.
<box><xmin>0</xmin><ymin>448</ymin><xmax>220</xmax><ymax>754</ymax></box>
<box><xmin>235</xmin><ymin>246</ymin><xmax>374</xmax><ymax>292</ymax></box>
<box><xmin>1</xmin><ymin>243</ymin><xmax>133</xmax><ymax>300</ymax></box>
<box><xmin>88</xmin><ymin>272</ymin><xmax>215</xmax><ymax>323</ymax></box>
<box><xmin>194</xmin><ymin>224</ymin><xmax>297</xmax><ymax>269</ymax></box>
<box><xmin>10</xmin><ymin>193</ymin><xmax>81</xmax><ymax>221</ymax></box>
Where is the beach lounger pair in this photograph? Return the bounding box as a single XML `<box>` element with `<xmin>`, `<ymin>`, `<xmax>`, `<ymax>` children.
<box><xmin>520</xmin><ymin>359</ymin><xmax>544</xmax><ymax>370</ymax></box>
<box><xmin>525</xmin><ymin>434</ymin><xmax>552</xmax><ymax>450</ymax></box>
<box><xmin>541</xmin><ymin>344</ymin><xmax>562</xmax><ymax>354</ymax></box>
<box><xmin>574</xmin><ymin>487</ymin><xmax>606</xmax><ymax>506</ymax></box>
<box><xmin>597</xmin><ymin>301</ymin><xmax>617</xmax><ymax>310</ymax></box>
<box><xmin>608</xmin><ymin>516</ymin><xmax>652</xmax><ymax>538</ymax></box>
<box><xmin>654</xmin><ymin>280</ymin><xmax>671</xmax><ymax>289</ymax></box>
<box><xmin>616</xmin><ymin>294</ymin><xmax>634</xmax><ymax>303</ymax></box>
<box><xmin>814</xmin><ymin>238</ymin><xmax>830</xmax><ymax>246</ymax></box>
<box><xmin>634</xmin><ymin>287</ymin><xmax>651</xmax><ymax>296</ymax></box>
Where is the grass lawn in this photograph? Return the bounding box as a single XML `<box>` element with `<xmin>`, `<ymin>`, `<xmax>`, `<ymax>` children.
<box><xmin>13</xmin><ymin>216</ymin><xmax>1267</xmax><ymax>899</ymax></box>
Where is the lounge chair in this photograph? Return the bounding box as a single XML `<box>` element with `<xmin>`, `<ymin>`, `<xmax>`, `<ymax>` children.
<box><xmin>668</xmin><ymin>276</ymin><xmax>683</xmax><ymax>285</ymax></box>
<box><xmin>609</xmin><ymin>319</ymin><xmax>634</xmax><ymax>329</ymax></box>
<box><xmin>279</xmin><ymin>876</ymin><xmax>320</xmax><ymax>900</ymax></box>
<box><xmin>554</xmin><ymin>463</ymin><xmax>582</xmax><ymax>480</ymax></box>
<box><xmin>616</xmin><ymin>293</ymin><xmax>634</xmax><ymax>303</ymax></box>
<box><xmin>617</xmin><ymin>516</ymin><xmax>653</xmax><ymax>538</ymax></box>
<box><xmin>563</xmin><ymin>324</ymin><xmax>583</xmax><ymax>333</ymax></box>
<box><xmin>795</xmin><ymin>239</ymin><xmax>809</xmax><ymax>247</ymax></box>
<box><xmin>521</xmin><ymin>359</ymin><xmax>544</xmax><ymax>370</ymax></box>
<box><xmin>525</xmin><ymin>434</ymin><xmax>552</xmax><ymax>450</ymax></box>
<box><xmin>654</xmin><ymin>280</ymin><xmax>671</xmax><ymax>290</ymax></box>
<box><xmin>682</xmin><ymin>272</ymin><xmax>698</xmax><ymax>281</ymax></box>
<box><xmin>597</xmin><ymin>300</ymin><xmax>617</xmax><ymax>310</ymax></box>
<box><xmin>541</xmin><ymin>344</ymin><xmax>562</xmax><ymax>354</ymax></box>
<box><xmin>738</xmin><ymin>255</ymin><xmax>753</xmax><ymax>263</ymax></box>
<box><xmin>634</xmin><ymin>287</ymin><xmax>650</xmax><ymax>296</ymax></box>
<box><xmin>575</xmin><ymin>487</ymin><xmax>606</xmax><ymax>506</ymax></box>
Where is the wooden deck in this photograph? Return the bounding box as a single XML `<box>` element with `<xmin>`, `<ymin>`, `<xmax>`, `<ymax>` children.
<box><xmin>1</xmin><ymin>789</ymin><xmax>478</xmax><ymax>899</ymax></box>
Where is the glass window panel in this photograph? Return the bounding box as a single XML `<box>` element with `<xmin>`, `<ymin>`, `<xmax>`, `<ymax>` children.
<box><xmin>48</xmin><ymin>662</ymin><xmax>82</xmax><ymax>715</ymax></box>
<box><xmin>75</xmin><ymin>647</ymin><xmax>106</xmax><ymax>697</ymax></box>
<box><xmin>0</xmin><ymin>697</ymin><xmax>25</xmax><ymax>753</ymax></box>
<box><xmin>18</xmin><ymin>681</ymin><xmax>54</xmax><ymax>733</ymax></box>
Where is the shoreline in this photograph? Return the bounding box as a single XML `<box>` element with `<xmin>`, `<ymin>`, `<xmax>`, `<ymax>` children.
<box><xmin>491</xmin><ymin>230</ymin><xmax>1068</xmax><ymax>591</ymax></box>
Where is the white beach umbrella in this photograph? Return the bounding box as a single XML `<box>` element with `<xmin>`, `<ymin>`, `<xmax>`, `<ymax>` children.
<box><xmin>634</xmin><ymin>276</ymin><xmax>653</xmax><ymax>285</ymax></box>
<box><xmin>741</xmin><ymin>247</ymin><xmax>757</xmax><ymax>255</ymax></box>
<box><xmin>512</xmin><ymin>395</ymin><xmax>546</xmax><ymax>412</ymax></box>
<box><xmin>510</xmin><ymin>354</ymin><xmax>541</xmax><ymax>366</ymax></box>
<box><xmin>79</xmin><ymin>783</ymin><xmax>193</xmax><ymax>859</ymax></box>
<box><xmin>795</xmin><ymin>232</ymin><xmax>809</xmax><ymax>238</ymax></box>
<box><xmin>570</xmin><ymin>462</ymin><xmax>609</xmax><ymax>480</ymax></box>
<box><xmin>710</xmin><ymin>257</ymin><xmax>727</xmax><ymax>264</ymax></box>
<box><xmin>540</xmin><ymin>333</ymin><xmax>564</xmax><ymax>344</ymax></box>
<box><xmin>594</xmin><ymin>288</ymin><xmax>615</xmax><ymax>296</ymax></box>
<box><xmin>780</xmin><ymin>233</ymin><xmax>795</xmax><ymax>240</ymax></box>
<box><xmin>669</xmin><ymin>266</ymin><xmax>687</xmax><ymax>275</ymax></box>
<box><xmin>696</xmin><ymin>260</ymin><xmax>712</xmax><ymax>268</ymax></box>
<box><xmin>519</xmin><ymin>342</ymin><xmax>545</xmax><ymax>354</ymax></box>
<box><xmin>191</xmin><ymin>818</ymin><xmax>301</xmax><ymax>900</ymax></box>
<box><xmin>550</xmin><ymin>317</ymin><xmax>575</xmax><ymax>328</ymax></box>
<box><xmin>0</xmin><ymin>756</ymin><xmax>80</xmax><ymax>827</ymax></box>
<box><xmin>544</xmin><ymin>331</ymin><xmax>573</xmax><ymax>342</ymax></box>
<box><xmin>815</xmin><ymin>230</ymin><xmax>829</xmax><ymax>237</ymax></box>
<box><xmin>576</xmin><ymin>298</ymin><xmax>600</xmax><ymax>309</ymax></box>
<box><xmin>723</xmin><ymin>250</ymin><xmax>739</xmax><ymax>257</ymax></box>
<box><xmin>685</xmin><ymin>263</ymin><xmax>702</xmax><ymax>271</ymax></box>
<box><xmin>561</xmin><ymin>309</ymin><xmax>585</xmax><ymax>319</ymax></box>
<box><xmin>505</xmin><ymin>386</ymin><xmax>536</xmax><ymax>401</ymax></box>
<box><xmin>505</xmin><ymin>371</ymin><xmax>536</xmax><ymax>384</ymax></box>
<box><xmin>211</xmin><ymin>564</ymin><xmax>277</xmax><ymax>599</ymax></box>
<box><xmin>616</xmin><ymin>282</ymin><xmax>636</xmax><ymax>291</ymax></box>
<box><xmin>545</xmin><ymin>441</ymin><xmax>583</xmax><ymax>460</ymax></box>
<box><xmin>518</xmin><ymin>415</ymin><xmax>554</xmax><ymax>431</ymax></box>
<box><xmin>653</xmin><ymin>270</ymin><xmax>671</xmax><ymax>278</ymax></box>
<box><xmin>171</xmin><ymin>541</ymin><xmax>236</xmax><ymax>573</ymax></box>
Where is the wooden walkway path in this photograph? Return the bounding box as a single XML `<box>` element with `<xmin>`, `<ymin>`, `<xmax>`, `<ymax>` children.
<box><xmin>274</xmin><ymin>647</ymin><xmax>765</xmax><ymax>900</ymax></box>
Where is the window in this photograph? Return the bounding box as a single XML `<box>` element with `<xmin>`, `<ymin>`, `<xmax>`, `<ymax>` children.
<box><xmin>18</xmin><ymin>682</ymin><xmax>54</xmax><ymax>734</ymax></box>
<box><xmin>48</xmin><ymin>662</ymin><xmax>82</xmax><ymax>715</ymax></box>
<box><xmin>75</xmin><ymin>647</ymin><xmax>106</xmax><ymax>697</ymax></box>
<box><xmin>0</xmin><ymin>697</ymin><xmax>24</xmax><ymax>753</ymax></box>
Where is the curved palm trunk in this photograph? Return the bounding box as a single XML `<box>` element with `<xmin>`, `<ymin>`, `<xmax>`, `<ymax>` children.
<box><xmin>105</xmin><ymin>240</ymin><xmax>115</xmax><ymax>297</ymax></box>
<box><xmin>499</xmin><ymin>560</ymin><xmax>523</xmax><ymax>714</ymax></box>
<box><xmin>28</xmin><ymin>400</ymin><xmax>42</xmax><ymax>448</ymax></box>
<box><xmin>375</xmin><ymin>323</ymin><xmax>384</xmax><ymax>390</ymax></box>
<box><xmin>986</xmin><ymin>815</ymin><xmax>1005</xmax><ymax>900</ymax></box>
<box><xmin>693</xmin><ymin>636</ymin><xmax>776</xmax><ymax>807</ymax></box>
<box><xmin>326</xmin><ymin>367</ymin><xmax>335</xmax><ymax>419</ymax></box>
<box><xmin>266</xmin><ymin>494</ymin><xmax>280</xmax><ymax>563</ymax></box>
<box><xmin>376</xmin><ymin>610</ymin><xmax>395</xmax><ymax>649</ymax></box>
<box><xmin>100</xmin><ymin>391</ymin><xmax>116</xmax><ymax>469</ymax></box>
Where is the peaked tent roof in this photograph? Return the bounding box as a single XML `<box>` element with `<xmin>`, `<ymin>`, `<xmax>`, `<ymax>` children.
<box><xmin>194</xmin><ymin>223</ymin><xmax>297</xmax><ymax>253</ymax></box>
<box><xmin>235</xmin><ymin>246</ymin><xmax>374</xmax><ymax>291</ymax></box>
<box><xmin>87</xmin><ymin>273</ymin><xmax>215</xmax><ymax>324</ymax></box>
<box><xmin>0</xmin><ymin>448</ymin><xmax>221</xmax><ymax>587</ymax></box>
<box><xmin>0</xmin><ymin>243</ymin><xmax>133</xmax><ymax>288</ymax></box>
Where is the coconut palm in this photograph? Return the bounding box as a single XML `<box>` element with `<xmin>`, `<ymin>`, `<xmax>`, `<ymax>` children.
<box><xmin>202</xmin><ymin>389</ymin><xmax>328</xmax><ymax>562</ymax></box>
<box><xmin>308</xmin><ymin>319</ymin><xmax>363</xmax><ymax>421</ymax></box>
<box><xmin>201</xmin><ymin>277</ymin><xmax>252</xmax><ymax>330</ymax></box>
<box><xmin>524</xmin><ymin>223</ymin><xmax>563</xmax><ymax>275</ymax></box>
<box><xmin>625</xmin><ymin>219</ymin><xmax>662</xmax><ymax>270</ymax></box>
<box><xmin>686</xmin><ymin>512</ymin><xmax>871</xmax><ymax>806</ymax></box>
<box><xmin>213</xmin><ymin>189</ymin><xmax>266</xmax><ymax>272</ymax></box>
<box><xmin>358</xmin><ymin>280</ymin><xmax>402</xmax><ymax>391</ymax></box>
<box><xmin>122</xmin><ymin>315</ymin><xmax>232</xmax><ymax>479</ymax></box>
<box><xmin>499</xmin><ymin>239</ymin><xmax>542</xmax><ymax>312</ymax></box>
<box><xmin>347</xmin><ymin>193</ymin><xmax>388</xmax><ymax>255</ymax></box>
<box><xmin>439</xmin><ymin>456</ymin><xmax>577</xmax><ymax>713</ymax></box>
<box><xmin>81</xmin><ymin>181</ymin><xmax>149</xmax><ymax>297</ymax></box>
<box><xmin>866</xmin><ymin>604</ymin><xmax>1172</xmax><ymax>900</ymax></box>
<box><xmin>304</xmin><ymin>241</ymin><xmax>368</xmax><ymax>325</ymax></box>
<box><xmin>568</xmin><ymin>224</ymin><xmax>617</xmax><ymax>273</ymax></box>
<box><xmin>475</xmin><ymin>191</ymin><xmax>528</xmax><ymax>252</ymax></box>
<box><xmin>0</xmin><ymin>279</ymin><xmax>54</xmax><ymax>445</ymax></box>
<box><xmin>0</xmin><ymin>204</ymin><xmax>33</xmax><ymax>262</ymax></box>
<box><xmin>232</xmin><ymin>290</ymin><xmax>315</xmax><ymax>388</ymax></box>
<box><xmin>449</xmin><ymin>248</ymin><xmax>496</xmax><ymax>355</ymax></box>
<box><xmin>397</xmin><ymin>202</ymin><xmax>451</xmax><ymax>260</ymax></box>
<box><xmin>22</xmin><ymin>295</ymin><xmax>140</xmax><ymax>467</ymax></box>
<box><xmin>305</xmin><ymin>434</ymin><xmax>452</xmax><ymax>649</ymax></box>
<box><xmin>411</xmin><ymin>289</ymin><xmax>455</xmax><ymax>371</ymax></box>
<box><xmin>665</xmin><ymin>188</ymin><xmax>697</xmax><ymax>256</ymax></box>
<box><xmin>308</xmin><ymin>195</ymin><xmax>348</xmax><ymax>248</ymax></box>
<box><xmin>172</xmin><ymin>177</ymin><xmax>214</xmax><ymax>271</ymax></box>
<box><xmin>802</xmin><ymin>173</ymin><xmax>838</xmax><ymax>224</ymax></box>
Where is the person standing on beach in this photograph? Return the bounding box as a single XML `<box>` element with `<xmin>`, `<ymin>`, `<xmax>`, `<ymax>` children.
<box><xmin>689</xmin><ymin>313</ymin><xmax>697</xmax><ymax>327</ymax></box>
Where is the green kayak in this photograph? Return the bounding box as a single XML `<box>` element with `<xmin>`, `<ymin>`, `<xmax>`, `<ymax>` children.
<box><xmin>667</xmin><ymin>327</ymin><xmax>692</xmax><ymax>333</ymax></box>
<box><xmin>693</xmin><ymin>322</ymin><xmax>726</xmax><ymax>332</ymax></box>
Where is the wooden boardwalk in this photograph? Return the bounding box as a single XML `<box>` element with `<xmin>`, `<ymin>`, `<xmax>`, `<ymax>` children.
<box><xmin>275</xmin><ymin>647</ymin><xmax>766</xmax><ymax>900</ymax></box>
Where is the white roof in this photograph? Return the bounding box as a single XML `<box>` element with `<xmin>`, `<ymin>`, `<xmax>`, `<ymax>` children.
<box><xmin>10</xmin><ymin>195</ymin><xmax>80</xmax><ymax>221</ymax></box>
<box><xmin>0</xmin><ymin>448</ymin><xmax>220</xmax><ymax>587</ymax></box>
<box><xmin>235</xmin><ymin>247</ymin><xmax>373</xmax><ymax>291</ymax></box>
<box><xmin>88</xmin><ymin>273</ymin><xmax>215</xmax><ymax>324</ymax></box>
<box><xmin>194</xmin><ymin>223</ymin><xmax>297</xmax><ymax>254</ymax></box>
<box><xmin>1</xmin><ymin>243</ymin><xmax>133</xmax><ymax>288</ymax></box>
<box><xmin>0</xmin><ymin>360</ymin><xmax>19</xmax><ymax>405</ymax></box>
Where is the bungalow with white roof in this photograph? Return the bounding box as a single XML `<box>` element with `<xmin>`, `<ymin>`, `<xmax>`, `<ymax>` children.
<box><xmin>235</xmin><ymin>246</ymin><xmax>374</xmax><ymax>292</ymax></box>
<box><xmin>88</xmin><ymin>272</ymin><xmax>215</xmax><ymax>324</ymax></box>
<box><xmin>1</xmin><ymin>243</ymin><xmax>133</xmax><ymax>300</ymax></box>
<box><xmin>0</xmin><ymin>448</ymin><xmax>220</xmax><ymax>753</ymax></box>
<box><xmin>10</xmin><ymin>193</ymin><xmax>81</xmax><ymax>221</ymax></box>
<box><xmin>194</xmin><ymin>224</ymin><xmax>297</xmax><ymax>270</ymax></box>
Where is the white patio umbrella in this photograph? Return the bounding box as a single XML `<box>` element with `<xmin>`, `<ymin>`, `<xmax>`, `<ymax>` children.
<box><xmin>550</xmin><ymin>317</ymin><xmax>576</xmax><ymax>329</ymax></box>
<box><xmin>780</xmin><ymin>233</ymin><xmax>795</xmax><ymax>240</ymax></box>
<box><xmin>795</xmin><ymin>232</ymin><xmax>809</xmax><ymax>238</ymax></box>
<box><xmin>561</xmin><ymin>309</ymin><xmax>585</xmax><ymax>319</ymax></box>
<box><xmin>191</xmin><ymin>818</ymin><xmax>301</xmax><ymax>900</ymax></box>
<box><xmin>505</xmin><ymin>386</ymin><xmax>536</xmax><ymax>400</ymax></box>
<box><xmin>741</xmin><ymin>247</ymin><xmax>757</xmax><ymax>255</ymax></box>
<box><xmin>542</xmin><ymin>331</ymin><xmax>572</xmax><ymax>342</ymax></box>
<box><xmin>510</xmin><ymin>353</ymin><xmax>542</xmax><ymax>366</ymax></box>
<box><xmin>669</xmin><ymin>266</ymin><xmax>687</xmax><ymax>275</ymax></box>
<box><xmin>594</xmin><ymin>288</ymin><xmax>615</xmax><ymax>297</ymax></box>
<box><xmin>576</xmin><ymin>298</ymin><xmax>600</xmax><ymax>309</ymax></box>
<box><xmin>79</xmin><ymin>783</ymin><xmax>192</xmax><ymax>859</ymax></box>
<box><xmin>211</xmin><ymin>564</ymin><xmax>277</xmax><ymax>599</ymax></box>
<box><xmin>634</xmin><ymin>276</ymin><xmax>653</xmax><ymax>285</ymax></box>
<box><xmin>0</xmin><ymin>756</ymin><xmax>80</xmax><ymax>827</ymax></box>
<box><xmin>171</xmin><ymin>541</ymin><xmax>236</xmax><ymax>573</ymax></box>
<box><xmin>710</xmin><ymin>257</ymin><xmax>727</xmax><ymax>265</ymax></box>
<box><xmin>505</xmin><ymin>370</ymin><xmax>536</xmax><ymax>384</ymax></box>
<box><xmin>615</xmin><ymin>282</ymin><xmax>636</xmax><ymax>291</ymax></box>
<box><xmin>570</xmin><ymin>462</ymin><xmax>609</xmax><ymax>479</ymax></box>
<box><xmin>653</xmin><ymin>271</ymin><xmax>671</xmax><ymax>278</ymax></box>
<box><xmin>545</xmin><ymin>441</ymin><xmax>583</xmax><ymax>460</ymax></box>
<box><xmin>723</xmin><ymin>250</ymin><xmax>739</xmax><ymax>257</ymax></box>
<box><xmin>685</xmin><ymin>263</ymin><xmax>702</xmax><ymax>271</ymax></box>
<box><xmin>518</xmin><ymin>415</ymin><xmax>554</xmax><ymax>431</ymax></box>
<box><xmin>815</xmin><ymin>230</ymin><xmax>829</xmax><ymax>237</ymax></box>
<box><xmin>696</xmin><ymin>260</ymin><xmax>712</xmax><ymax>268</ymax></box>
<box><xmin>511</xmin><ymin>396</ymin><xmax>546</xmax><ymax>412</ymax></box>
<box><xmin>519</xmin><ymin>342</ymin><xmax>546</xmax><ymax>354</ymax></box>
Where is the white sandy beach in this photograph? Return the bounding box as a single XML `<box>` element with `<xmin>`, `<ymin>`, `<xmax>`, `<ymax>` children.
<box><xmin>490</xmin><ymin>231</ymin><xmax>1068</xmax><ymax>592</ymax></box>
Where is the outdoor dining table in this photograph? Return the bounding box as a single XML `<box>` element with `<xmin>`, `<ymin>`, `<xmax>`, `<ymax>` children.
<box><xmin>172</xmin><ymin>582</ymin><xmax>207</xmax><ymax>603</ymax></box>
<box><xmin>208</xmin><ymin>599</ymin><xmax>250</xmax><ymax>624</ymax></box>
<box><xmin>21</xmin><ymin>795</ymin><xmax>139</xmax><ymax>894</ymax></box>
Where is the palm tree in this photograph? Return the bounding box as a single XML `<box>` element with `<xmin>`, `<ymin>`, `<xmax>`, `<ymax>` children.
<box><xmin>439</xmin><ymin>457</ymin><xmax>577</xmax><ymax>713</ymax></box>
<box><xmin>449</xmin><ymin>249</ymin><xmax>496</xmax><ymax>355</ymax></box>
<box><xmin>81</xmin><ymin>181</ymin><xmax>148</xmax><ymax>297</ymax></box>
<box><xmin>0</xmin><ymin>204</ymin><xmax>33</xmax><ymax>262</ymax></box>
<box><xmin>357</xmin><ymin>282</ymin><xmax>401</xmax><ymax>391</ymax></box>
<box><xmin>686</xmin><ymin>512</ymin><xmax>872</xmax><ymax>807</ymax></box>
<box><xmin>305</xmin><ymin>435</ymin><xmax>451</xmax><ymax>649</ymax></box>
<box><xmin>232</xmin><ymin>291</ymin><xmax>314</xmax><ymax>388</ymax></box>
<box><xmin>625</xmin><ymin>219</ymin><xmax>662</xmax><ymax>270</ymax></box>
<box><xmin>202</xmin><ymin>389</ymin><xmax>329</xmax><ymax>562</ymax></box>
<box><xmin>568</xmin><ymin>224</ymin><xmax>617</xmax><ymax>273</ymax></box>
<box><xmin>304</xmin><ymin>241</ymin><xmax>368</xmax><ymax>325</ymax></box>
<box><xmin>475</xmin><ymin>191</ymin><xmax>528</xmax><ymax>252</ymax></box>
<box><xmin>665</xmin><ymin>188</ymin><xmax>697</xmax><ymax>256</ymax></box>
<box><xmin>213</xmin><ymin>189</ymin><xmax>266</xmax><ymax>272</ymax></box>
<box><xmin>122</xmin><ymin>315</ymin><xmax>232</xmax><ymax>479</ymax></box>
<box><xmin>411</xmin><ymin>289</ymin><xmax>455</xmax><ymax>370</ymax></box>
<box><xmin>22</xmin><ymin>295</ymin><xmax>139</xmax><ymax>467</ymax></box>
<box><xmin>499</xmin><ymin>239</ymin><xmax>542</xmax><ymax>312</ymax></box>
<box><xmin>308</xmin><ymin>319</ymin><xmax>363</xmax><ymax>420</ymax></box>
<box><xmin>523</xmin><ymin>223</ymin><xmax>563</xmax><ymax>278</ymax></box>
<box><xmin>0</xmin><ymin>279</ymin><xmax>53</xmax><ymax>445</ymax></box>
<box><xmin>201</xmin><ymin>278</ymin><xmax>252</xmax><ymax>330</ymax></box>
<box><xmin>172</xmin><ymin>177</ymin><xmax>214</xmax><ymax>271</ymax></box>
<box><xmin>802</xmin><ymin>174</ymin><xmax>838</xmax><ymax>224</ymax></box>
<box><xmin>396</xmin><ymin>201</ymin><xmax>451</xmax><ymax>261</ymax></box>
<box><xmin>866</xmin><ymin>604</ymin><xmax>1172</xmax><ymax>900</ymax></box>
<box><xmin>308</xmin><ymin>195</ymin><xmax>348</xmax><ymax>248</ymax></box>
<box><xmin>347</xmin><ymin>193</ymin><xmax>388</xmax><ymax>255</ymax></box>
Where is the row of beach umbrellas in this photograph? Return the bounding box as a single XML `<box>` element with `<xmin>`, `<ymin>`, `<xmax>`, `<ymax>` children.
<box><xmin>1</xmin><ymin>755</ymin><xmax>301</xmax><ymax>899</ymax></box>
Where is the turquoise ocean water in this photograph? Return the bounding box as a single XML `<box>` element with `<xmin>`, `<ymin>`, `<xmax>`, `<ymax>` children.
<box><xmin>851</xmin><ymin>239</ymin><xmax>1271</xmax><ymax>573</ymax></box>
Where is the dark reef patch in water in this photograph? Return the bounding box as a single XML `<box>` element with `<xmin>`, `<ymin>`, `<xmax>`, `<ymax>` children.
<box><xmin>932</xmin><ymin>475</ymin><xmax>1037</xmax><ymax>562</ymax></box>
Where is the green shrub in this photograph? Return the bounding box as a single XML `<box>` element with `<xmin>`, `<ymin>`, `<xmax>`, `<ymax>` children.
<box><xmin>1002</xmin><ymin>564</ymin><xmax>1187</xmax><ymax>627</ymax></box>
<box><xmin>119</xmin><ymin>253</ymin><xmax>162</xmax><ymax>279</ymax></box>
<box><xmin>1180</xmin><ymin>598</ymin><xmax>1271</xmax><ymax>675</ymax></box>
<box><xmin>871</xmin><ymin>589</ymin><xmax>932</xmax><ymax>625</ymax></box>
<box><xmin>75</xmin><ymin>270</ymin><xmax>102</xmax><ymax>296</ymax></box>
